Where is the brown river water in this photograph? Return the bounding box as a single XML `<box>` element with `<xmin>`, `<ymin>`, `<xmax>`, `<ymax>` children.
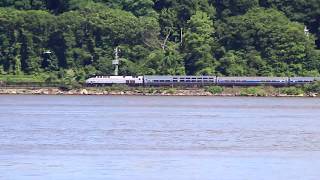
<box><xmin>0</xmin><ymin>95</ymin><xmax>320</xmax><ymax>180</ymax></box>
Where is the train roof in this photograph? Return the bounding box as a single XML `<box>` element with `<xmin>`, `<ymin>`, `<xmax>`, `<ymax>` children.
<box><xmin>89</xmin><ymin>76</ymin><xmax>143</xmax><ymax>79</ymax></box>
<box><xmin>144</xmin><ymin>75</ymin><xmax>216</xmax><ymax>78</ymax></box>
<box><xmin>217</xmin><ymin>77</ymin><xmax>289</xmax><ymax>80</ymax></box>
<box><xmin>289</xmin><ymin>77</ymin><xmax>316</xmax><ymax>80</ymax></box>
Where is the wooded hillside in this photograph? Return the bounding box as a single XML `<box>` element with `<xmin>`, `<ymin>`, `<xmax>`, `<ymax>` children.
<box><xmin>0</xmin><ymin>0</ymin><xmax>319</xmax><ymax>82</ymax></box>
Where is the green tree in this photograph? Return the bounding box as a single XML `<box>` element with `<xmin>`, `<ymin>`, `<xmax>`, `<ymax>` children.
<box><xmin>217</xmin><ymin>51</ymin><xmax>246</xmax><ymax>76</ymax></box>
<box><xmin>184</xmin><ymin>11</ymin><xmax>217</xmax><ymax>75</ymax></box>
<box><xmin>214</xmin><ymin>0</ymin><xmax>259</xmax><ymax>19</ymax></box>
<box><xmin>259</xmin><ymin>0</ymin><xmax>320</xmax><ymax>48</ymax></box>
<box><xmin>143</xmin><ymin>43</ymin><xmax>185</xmax><ymax>75</ymax></box>
<box><xmin>219</xmin><ymin>8</ymin><xmax>320</xmax><ymax>76</ymax></box>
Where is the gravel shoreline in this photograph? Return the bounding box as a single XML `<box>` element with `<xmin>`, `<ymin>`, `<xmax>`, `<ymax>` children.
<box><xmin>0</xmin><ymin>87</ymin><xmax>318</xmax><ymax>97</ymax></box>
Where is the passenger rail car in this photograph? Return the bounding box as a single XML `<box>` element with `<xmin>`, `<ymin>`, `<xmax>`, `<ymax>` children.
<box><xmin>85</xmin><ymin>76</ymin><xmax>320</xmax><ymax>87</ymax></box>
<box><xmin>144</xmin><ymin>76</ymin><xmax>216</xmax><ymax>86</ymax></box>
<box><xmin>217</xmin><ymin>77</ymin><xmax>289</xmax><ymax>86</ymax></box>
<box><xmin>289</xmin><ymin>77</ymin><xmax>316</xmax><ymax>85</ymax></box>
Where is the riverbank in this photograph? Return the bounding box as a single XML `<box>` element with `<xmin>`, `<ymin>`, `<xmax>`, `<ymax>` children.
<box><xmin>0</xmin><ymin>86</ymin><xmax>318</xmax><ymax>97</ymax></box>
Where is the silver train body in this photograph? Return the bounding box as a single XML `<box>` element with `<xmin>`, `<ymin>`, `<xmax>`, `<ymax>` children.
<box><xmin>85</xmin><ymin>76</ymin><xmax>320</xmax><ymax>86</ymax></box>
<box><xmin>86</xmin><ymin>76</ymin><xmax>144</xmax><ymax>85</ymax></box>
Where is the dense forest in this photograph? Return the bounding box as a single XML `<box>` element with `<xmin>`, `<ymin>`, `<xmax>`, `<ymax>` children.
<box><xmin>0</xmin><ymin>0</ymin><xmax>319</xmax><ymax>83</ymax></box>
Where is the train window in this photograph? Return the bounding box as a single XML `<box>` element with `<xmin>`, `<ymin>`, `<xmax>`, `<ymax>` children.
<box><xmin>186</xmin><ymin>80</ymin><xmax>191</xmax><ymax>82</ymax></box>
<box><xmin>154</xmin><ymin>80</ymin><xmax>159</xmax><ymax>82</ymax></box>
<box><xmin>165</xmin><ymin>80</ymin><xmax>171</xmax><ymax>82</ymax></box>
<box><xmin>173</xmin><ymin>80</ymin><xmax>178</xmax><ymax>82</ymax></box>
<box><xmin>197</xmin><ymin>80</ymin><xmax>202</xmax><ymax>82</ymax></box>
<box><xmin>180</xmin><ymin>80</ymin><xmax>185</xmax><ymax>82</ymax></box>
<box><xmin>160</xmin><ymin>80</ymin><xmax>165</xmax><ymax>82</ymax></box>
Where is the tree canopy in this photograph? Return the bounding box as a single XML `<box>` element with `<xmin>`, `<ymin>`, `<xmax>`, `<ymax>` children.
<box><xmin>0</xmin><ymin>0</ymin><xmax>319</xmax><ymax>80</ymax></box>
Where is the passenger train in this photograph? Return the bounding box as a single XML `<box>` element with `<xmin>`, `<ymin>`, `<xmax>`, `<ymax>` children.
<box><xmin>85</xmin><ymin>76</ymin><xmax>320</xmax><ymax>86</ymax></box>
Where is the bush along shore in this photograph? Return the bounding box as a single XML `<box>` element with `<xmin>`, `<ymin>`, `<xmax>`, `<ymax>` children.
<box><xmin>1</xmin><ymin>83</ymin><xmax>320</xmax><ymax>97</ymax></box>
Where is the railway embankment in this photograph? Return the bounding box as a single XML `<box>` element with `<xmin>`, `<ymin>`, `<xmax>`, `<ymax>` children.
<box><xmin>0</xmin><ymin>86</ymin><xmax>319</xmax><ymax>97</ymax></box>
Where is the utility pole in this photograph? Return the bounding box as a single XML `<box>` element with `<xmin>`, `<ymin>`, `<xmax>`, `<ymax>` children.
<box><xmin>112</xmin><ymin>47</ymin><xmax>120</xmax><ymax>76</ymax></box>
<box><xmin>180</xmin><ymin>28</ymin><xmax>183</xmax><ymax>45</ymax></box>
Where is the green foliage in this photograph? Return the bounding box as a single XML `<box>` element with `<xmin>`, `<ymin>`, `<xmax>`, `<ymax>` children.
<box><xmin>0</xmin><ymin>0</ymin><xmax>319</xmax><ymax>80</ymax></box>
<box><xmin>166</xmin><ymin>88</ymin><xmax>177</xmax><ymax>94</ymax></box>
<box><xmin>184</xmin><ymin>11</ymin><xmax>217</xmax><ymax>75</ymax></box>
<box><xmin>280</xmin><ymin>87</ymin><xmax>304</xmax><ymax>95</ymax></box>
<box><xmin>214</xmin><ymin>0</ymin><xmax>259</xmax><ymax>18</ymax></box>
<box><xmin>143</xmin><ymin>43</ymin><xmax>185</xmax><ymax>75</ymax></box>
<box><xmin>260</xmin><ymin>0</ymin><xmax>320</xmax><ymax>48</ymax></box>
<box><xmin>0</xmin><ymin>74</ymin><xmax>45</xmax><ymax>83</ymax></box>
<box><xmin>304</xmin><ymin>81</ymin><xmax>320</xmax><ymax>94</ymax></box>
<box><xmin>206</xmin><ymin>86</ymin><xmax>224</xmax><ymax>94</ymax></box>
<box><xmin>240</xmin><ymin>87</ymin><xmax>267</xmax><ymax>96</ymax></box>
<box><xmin>218</xmin><ymin>8</ymin><xmax>320</xmax><ymax>76</ymax></box>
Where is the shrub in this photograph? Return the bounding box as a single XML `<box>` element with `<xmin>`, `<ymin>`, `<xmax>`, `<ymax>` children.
<box><xmin>146</xmin><ymin>87</ymin><xmax>156</xmax><ymax>94</ymax></box>
<box><xmin>59</xmin><ymin>81</ymin><xmax>82</xmax><ymax>91</ymax></box>
<box><xmin>110</xmin><ymin>84</ymin><xmax>130</xmax><ymax>91</ymax></box>
<box><xmin>166</xmin><ymin>88</ymin><xmax>177</xmax><ymax>94</ymax></box>
<box><xmin>240</xmin><ymin>87</ymin><xmax>266</xmax><ymax>96</ymax></box>
<box><xmin>304</xmin><ymin>81</ymin><xmax>320</xmax><ymax>93</ymax></box>
<box><xmin>206</xmin><ymin>86</ymin><xmax>224</xmax><ymax>94</ymax></box>
<box><xmin>45</xmin><ymin>73</ymin><xmax>59</xmax><ymax>83</ymax></box>
<box><xmin>280</xmin><ymin>87</ymin><xmax>304</xmax><ymax>95</ymax></box>
<box><xmin>0</xmin><ymin>75</ymin><xmax>45</xmax><ymax>83</ymax></box>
